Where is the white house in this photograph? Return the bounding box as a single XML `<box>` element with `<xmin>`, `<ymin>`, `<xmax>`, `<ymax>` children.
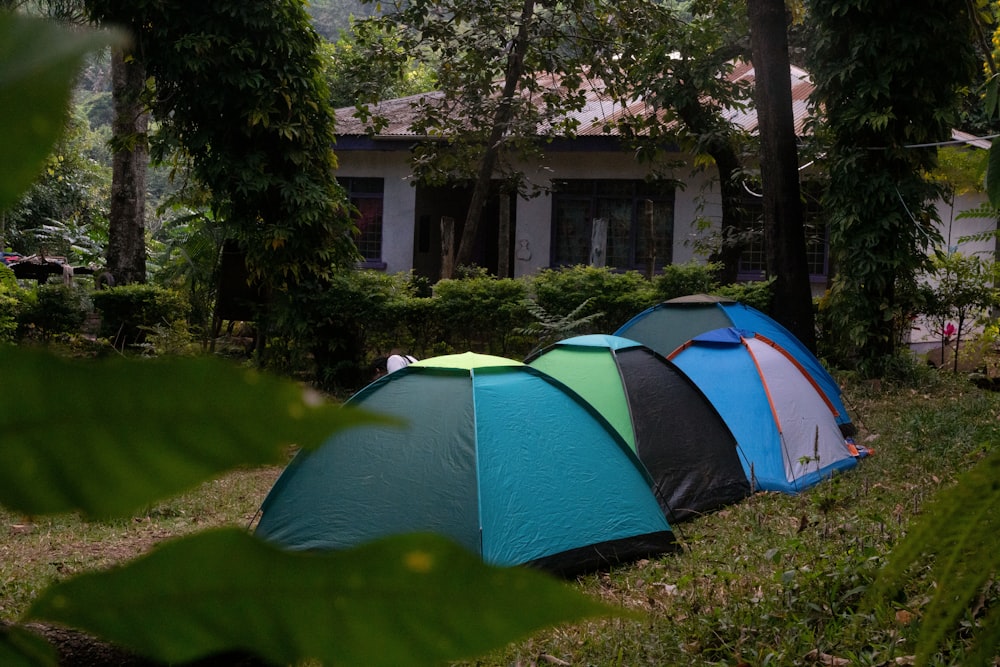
<box><xmin>331</xmin><ymin>63</ymin><xmax>997</xmax><ymax>321</ymax></box>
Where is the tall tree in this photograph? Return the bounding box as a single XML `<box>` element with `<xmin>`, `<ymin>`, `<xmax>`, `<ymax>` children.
<box><xmin>84</xmin><ymin>0</ymin><xmax>358</xmax><ymax>289</ymax></box>
<box><xmin>358</xmin><ymin>0</ymin><xmax>614</xmax><ymax>277</ymax></box>
<box><xmin>105</xmin><ymin>46</ymin><xmax>147</xmax><ymax>284</ymax></box>
<box><xmin>808</xmin><ymin>0</ymin><xmax>978</xmax><ymax>373</ymax></box>
<box><xmin>747</xmin><ymin>0</ymin><xmax>814</xmax><ymax>350</ymax></box>
<box><xmin>320</xmin><ymin>21</ymin><xmax>435</xmax><ymax>110</ymax></box>
<box><xmin>603</xmin><ymin>0</ymin><xmax>755</xmax><ymax>284</ymax></box>
<box><xmin>1</xmin><ymin>0</ymin><xmax>139</xmax><ymax>277</ymax></box>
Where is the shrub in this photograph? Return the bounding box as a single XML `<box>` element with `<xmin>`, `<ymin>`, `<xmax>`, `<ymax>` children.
<box><xmin>16</xmin><ymin>283</ymin><xmax>90</xmax><ymax>340</ymax></box>
<box><xmin>712</xmin><ymin>276</ymin><xmax>774</xmax><ymax>312</ymax></box>
<box><xmin>271</xmin><ymin>270</ymin><xmax>419</xmax><ymax>391</ymax></box>
<box><xmin>0</xmin><ymin>264</ymin><xmax>20</xmax><ymax>341</ymax></box>
<box><xmin>529</xmin><ymin>265</ymin><xmax>656</xmax><ymax>334</ymax></box>
<box><xmin>652</xmin><ymin>261</ymin><xmax>721</xmax><ymax>301</ymax></box>
<box><xmin>432</xmin><ymin>274</ymin><xmax>531</xmax><ymax>356</ymax></box>
<box><xmin>92</xmin><ymin>284</ymin><xmax>190</xmax><ymax>350</ymax></box>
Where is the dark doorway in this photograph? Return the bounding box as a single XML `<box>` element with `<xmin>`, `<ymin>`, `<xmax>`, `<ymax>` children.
<box><xmin>412</xmin><ymin>183</ymin><xmax>515</xmax><ymax>281</ymax></box>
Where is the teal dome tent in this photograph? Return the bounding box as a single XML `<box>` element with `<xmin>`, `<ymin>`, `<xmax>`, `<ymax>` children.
<box><xmin>256</xmin><ymin>352</ymin><xmax>677</xmax><ymax>576</ymax></box>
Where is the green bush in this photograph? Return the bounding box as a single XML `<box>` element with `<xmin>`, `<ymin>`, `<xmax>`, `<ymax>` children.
<box><xmin>529</xmin><ymin>265</ymin><xmax>656</xmax><ymax>334</ymax></box>
<box><xmin>271</xmin><ymin>270</ymin><xmax>420</xmax><ymax>391</ymax></box>
<box><xmin>711</xmin><ymin>276</ymin><xmax>774</xmax><ymax>312</ymax></box>
<box><xmin>651</xmin><ymin>261</ymin><xmax>722</xmax><ymax>301</ymax></box>
<box><xmin>0</xmin><ymin>264</ymin><xmax>20</xmax><ymax>341</ymax></box>
<box><xmin>16</xmin><ymin>283</ymin><xmax>90</xmax><ymax>340</ymax></box>
<box><xmin>432</xmin><ymin>273</ymin><xmax>531</xmax><ymax>356</ymax></box>
<box><xmin>267</xmin><ymin>265</ymin><xmax>780</xmax><ymax>390</ymax></box>
<box><xmin>92</xmin><ymin>284</ymin><xmax>190</xmax><ymax>350</ymax></box>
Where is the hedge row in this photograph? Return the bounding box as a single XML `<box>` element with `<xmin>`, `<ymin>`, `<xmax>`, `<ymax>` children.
<box><xmin>272</xmin><ymin>263</ymin><xmax>771</xmax><ymax>391</ymax></box>
<box><xmin>0</xmin><ymin>264</ymin><xmax>190</xmax><ymax>350</ymax></box>
<box><xmin>0</xmin><ymin>262</ymin><xmax>770</xmax><ymax>393</ymax></box>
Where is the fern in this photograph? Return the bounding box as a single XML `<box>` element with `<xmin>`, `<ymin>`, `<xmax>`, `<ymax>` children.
<box><xmin>516</xmin><ymin>297</ymin><xmax>603</xmax><ymax>357</ymax></box>
<box><xmin>863</xmin><ymin>446</ymin><xmax>1000</xmax><ymax>665</ymax></box>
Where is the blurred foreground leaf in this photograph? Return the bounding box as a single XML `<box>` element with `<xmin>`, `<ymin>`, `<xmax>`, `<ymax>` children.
<box><xmin>0</xmin><ymin>624</ymin><xmax>56</xmax><ymax>667</ymax></box>
<box><xmin>0</xmin><ymin>14</ymin><xmax>126</xmax><ymax>211</ymax></box>
<box><xmin>0</xmin><ymin>347</ymin><xmax>387</xmax><ymax>518</ymax></box>
<box><xmin>29</xmin><ymin>530</ymin><xmax>622</xmax><ymax>666</ymax></box>
<box><xmin>863</xmin><ymin>446</ymin><xmax>1000</xmax><ymax>665</ymax></box>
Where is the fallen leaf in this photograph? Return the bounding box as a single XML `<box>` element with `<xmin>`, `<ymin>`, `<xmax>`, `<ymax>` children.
<box><xmin>804</xmin><ymin>648</ymin><xmax>850</xmax><ymax>665</ymax></box>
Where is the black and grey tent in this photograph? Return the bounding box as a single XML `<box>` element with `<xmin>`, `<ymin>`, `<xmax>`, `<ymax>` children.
<box><xmin>526</xmin><ymin>334</ymin><xmax>751</xmax><ymax>522</ymax></box>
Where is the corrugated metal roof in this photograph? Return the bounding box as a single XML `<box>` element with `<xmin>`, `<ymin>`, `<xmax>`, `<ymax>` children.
<box><xmin>333</xmin><ymin>61</ymin><xmax>817</xmax><ymax>140</ymax></box>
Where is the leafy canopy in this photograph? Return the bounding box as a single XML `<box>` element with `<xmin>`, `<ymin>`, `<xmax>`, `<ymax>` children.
<box><xmin>84</xmin><ymin>0</ymin><xmax>360</xmax><ymax>286</ymax></box>
<box><xmin>807</xmin><ymin>0</ymin><xmax>979</xmax><ymax>373</ymax></box>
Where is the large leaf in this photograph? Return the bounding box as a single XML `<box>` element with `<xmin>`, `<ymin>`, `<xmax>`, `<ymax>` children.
<box><xmin>0</xmin><ymin>347</ymin><xmax>387</xmax><ymax>518</ymax></box>
<box><xmin>0</xmin><ymin>15</ymin><xmax>126</xmax><ymax>211</ymax></box>
<box><xmin>0</xmin><ymin>624</ymin><xmax>56</xmax><ymax>667</ymax></box>
<box><xmin>29</xmin><ymin>530</ymin><xmax>623</xmax><ymax>666</ymax></box>
<box><xmin>863</xmin><ymin>447</ymin><xmax>1000</xmax><ymax>665</ymax></box>
<box><xmin>987</xmin><ymin>140</ymin><xmax>1000</xmax><ymax>209</ymax></box>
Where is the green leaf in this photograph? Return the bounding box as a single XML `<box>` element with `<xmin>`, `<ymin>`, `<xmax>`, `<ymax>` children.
<box><xmin>0</xmin><ymin>15</ymin><xmax>127</xmax><ymax>211</ymax></box>
<box><xmin>0</xmin><ymin>347</ymin><xmax>388</xmax><ymax>518</ymax></box>
<box><xmin>863</xmin><ymin>447</ymin><xmax>1000</xmax><ymax>665</ymax></box>
<box><xmin>986</xmin><ymin>142</ymin><xmax>1000</xmax><ymax>209</ymax></box>
<box><xmin>0</xmin><ymin>624</ymin><xmax>57</xmax><ymax>667</ymax></box>
<box><xmin>984</xmin><ymin>75</ymin><xmax>1000</xmax><ymax>121</ymax></box>
<box><xmin>28</xmin><ymin>529</ymin><xmax>623</xmax><ymax>666</ymax></box>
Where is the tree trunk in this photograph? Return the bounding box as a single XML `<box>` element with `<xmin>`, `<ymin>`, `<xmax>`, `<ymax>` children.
<box><xmin>747</xmin><ymin>0</ymin><xmax>816</xmax><ymax>351</ymax></box>
<box><xmin>452</xmin><ymin>0</ymin><xmax>535</xmax><ymax>275</ymax></box>
<box><xmin>675</xmin><ymin>99</ymin><xmax>746</xmax><ymax>284</ymax></box>
<box><xmin>707</xmin><ymin>145</ymin><xmax>747</xmax><ymax>284</ymax></box>
<box><xmin>107</xmin><ymin>47</ymin><xmax>149</xmax><ymax>285</ymax></box>
<box><xmin>440</xmin><ymin>216</ymin><xmax>456</xmax><ymax>279</ymax></box>
<box><xmin>498</xmin><ymin>194</ymin><xmax>510</xmax><ymax>278</ymax></box>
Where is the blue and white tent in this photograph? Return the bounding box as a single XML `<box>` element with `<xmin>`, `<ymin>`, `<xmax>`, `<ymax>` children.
<box><xmin>668</xmin><ymin>328</ymin><xmax>860</xmax><ymax>494</ymax></box>
<box><xmin>255</xmin><ymin>352</ymin><xmax>677</xmax><ymax>576</ymax></box>
<box><xmin>616</xmin><ymin>294</ymin><xmax>854</xmax><ymax>435</ymax></box>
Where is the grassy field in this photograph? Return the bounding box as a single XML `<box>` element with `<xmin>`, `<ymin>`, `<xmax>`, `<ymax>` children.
<box><xmin>2</xmin><ymin>368</ymin><xmax>999</xmax><ymax>665</ymax></box>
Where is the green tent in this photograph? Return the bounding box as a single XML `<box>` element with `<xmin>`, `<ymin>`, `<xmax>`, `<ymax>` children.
<box><xmin>527</xmin><ymin>335</ymin><xmax>750</xmax><ymax>522</ymax></box>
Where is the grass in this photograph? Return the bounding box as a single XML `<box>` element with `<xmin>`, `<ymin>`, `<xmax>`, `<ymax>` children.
<box><xmin>2</xmin><ymin>367</ymin><xmax>999</xmax><ymax>665</ymax></box>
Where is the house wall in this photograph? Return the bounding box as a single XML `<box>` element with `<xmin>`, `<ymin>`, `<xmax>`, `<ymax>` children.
<box><xmin>332</xmin><ymin>149</ymin><xmax>997</xmax><ymax>336</ymax></box>
<box><xmin>910</xmin><ymin>190</ymin><xmax>998</xmax><ymax>350</ymax></box>
<box><xmin>335</xmin><ymin>149</ymin><xmax>416</xmax><ymax>275</ymax></box>
<box><xmin>334</xmin><ymin>145</ymin><xmax>720</xmax><ymax>278</ymax></box>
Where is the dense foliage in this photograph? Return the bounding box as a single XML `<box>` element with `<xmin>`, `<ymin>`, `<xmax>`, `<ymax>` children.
<box><xmin>84</xmin><ymin>0</ymin><xmax>359</xmax><ymax>288</ymax></box>
<box><xmin>1</xmin><ymin>109</ymin><xmax>110</xmax><ymax>260</ymax></box>
<box><xmin>0</xmin><ymin>15</ymin><xmax>618</xmax><ymax>665</ymax></box>
<box><xmin>807</xmin><ymin>0</ymin><xmax>979</xmax><ymax>374</ymax></box>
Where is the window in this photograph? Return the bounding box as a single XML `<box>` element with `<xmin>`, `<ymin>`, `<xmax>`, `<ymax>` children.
<box><xmin>551</xmin><ymin>180</ymin><xmax>675</xmax><ymax>270</ymax></box>
<box><xmin>342</xmin><ymin>177</ymin><xmax>384</xmax><ymax>267</ymax></box>
<box><xmin>737</xmin><ymin>184</ymin><xmax>828</xmax><ymax>280</ymax></box>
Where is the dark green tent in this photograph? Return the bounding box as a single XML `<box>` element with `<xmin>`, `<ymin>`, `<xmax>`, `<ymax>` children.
<box><xmin>526</xmin><ymin>335</ymin><xmax>750</xmax><ymax>522</ymax></box>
